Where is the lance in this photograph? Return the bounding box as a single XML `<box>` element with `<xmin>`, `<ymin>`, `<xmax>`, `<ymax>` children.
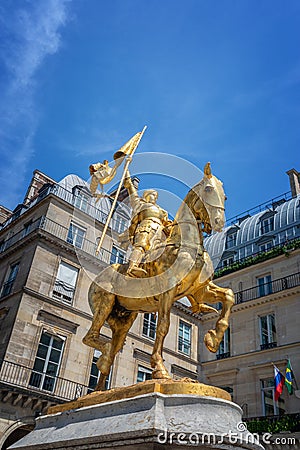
<box><xmin>95</xmin><ymin>126</ymin><xmax>147</xmax><ymax>255</ymax></box>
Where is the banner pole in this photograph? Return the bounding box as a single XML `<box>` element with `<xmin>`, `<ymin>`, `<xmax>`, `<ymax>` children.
<box><xmin>95</xmin><ymin>126</ymin><xmax>147</xmax><ymax>255</ymax></box>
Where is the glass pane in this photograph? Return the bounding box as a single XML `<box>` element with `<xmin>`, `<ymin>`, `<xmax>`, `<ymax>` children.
<box><xmin>149</xmin><ymin>323</ymin><xmax>156</xmax><ymax>339</ymax></box>
<box><xmin>269</xmin><ymin>314</ymin><xmax>276</xmax><ymax>342</ymax></box>
<box><xmin>261</xmin><ymin>378</ymin><xmax>274</xmax><ymax>388</ymax></box>
<box><xmin>57</xmin><ymin>262</ymin><xmax>78</xmax><ymax>287</ymax></box>
<box><xmin>143</xmin><ymin>314</ymin><xmax>149</xmax><ymax>336</ymax></box>
<box><xmin>52</xmin><ymin>338</ymin><xmax>63</xmax><ymax>350</ymax></box>
<box><xmin>40</xmin><ymin>333</ymin><xmax>51</xmax><ymax>346</ymax></box>
<box><xmin>88</xmin><ymin>375</ymin><xmax>98</xmax><ymax>391</ymax></box>
<box><xmin>33</xmin><ymin>358</ymin><xmax>45</xmax><ymax>373</ymax></box>
<box><xmin>137</xmin><ymin>366</ymin><xmax>152</xmax><ymax>383</ymax></box>
<box><xmin>75</xmin><ymin>235</ymin><xmax>83</xmax><ymax>248</ymax></box>
<box><xmin>8</xmin><ymin>264</ymin><xmax>19</xmax><ymax>281</ymax></box>
<box><xmin>260</xmin><ymin>316</ymin><xmax>268</xmax><ymax>344</ymax></box>
<box><xmin>67</xmin><ymin>225</ymin><xmax>74</xmax><ymax>243</ymax></box>
<box><xmin>90</xmin><ymin>363</ymin><xmax>99</xmax><ymax>377</ymax></box>
<box><xmin>43</xmin><ymin>376</ymin><xmax>55</xmax><ymax>391</ymax></box>
<box><xmin>36</xmin><ymin>344</ymin><xmax>48</xmax><ymax>360</ymax></box>
<box><xmin>29</xmin><ymin>372</ymin><xmax>42</xmax><ymax>388</ymax></box>
<box><xmin>46</xmin><ymin>362</ymin><xmax>59</xmax><ymax>376</ymax></box>
<box><xmin>49</xmin><ymin>348</ymin><xmax>61</xmax><ymax>363</ymax></box>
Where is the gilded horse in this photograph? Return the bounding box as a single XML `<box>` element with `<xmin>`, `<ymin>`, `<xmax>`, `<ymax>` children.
<box><xmin>83</xmin><ymin>163</ymin><xmax>234</xmax><ymax>390</ymax></box>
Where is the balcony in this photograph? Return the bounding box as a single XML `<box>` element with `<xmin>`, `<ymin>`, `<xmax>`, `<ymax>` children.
<box><xmin>0</xmin><ymin>182</ymin><xmax>127</xmax><ymax>232</ymax></box>
<box><xmin>0</xmin><ymin>216</ymin><xmax>123</xmax><ymax>266</ymax></box>
<box><xmin>260</xmin><ymin>342</ymin><xmax>277</xmax><ymax>350</ymax></box>
<box><xmin>245</xmin><ymin>413</ymin><xmax>300</xmax><ymax>434</ymax></box>
<box><xmin>226</xmin><ymin>191</ymin><xmax>292</xmax><ymax>227</ymax></box>
<box><xmin>235</xmin><ymin>272</ymin><xmax>300</xmax><ymax>304</ymax></box>
<box><xmin>216</xmin><ymin>352</ymin><xmax>230</xmax><ymax>360</ymax></box>
<box><xmin>214</xmin><ymin>237</ymin><xmax>300</xmax><ymax>278</ymax></box>
<box><xmin>0</xmin><ymin>359</ymin><xmax>88</xmax><ymax>402</ymax></box>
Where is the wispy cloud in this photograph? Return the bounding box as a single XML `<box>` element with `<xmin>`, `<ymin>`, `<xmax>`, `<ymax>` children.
<box><xmin>0</xmin><ymin>0</ymin><xmax>71</xmax><ymax>209</ymax></box>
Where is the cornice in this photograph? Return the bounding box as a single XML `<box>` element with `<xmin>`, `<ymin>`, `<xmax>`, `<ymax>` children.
<box><xmin>200</xmin><ymin>285</ymin><xmax>300</xmax><ymax>322</ymax></box>
<box><xmin>201</xmin><ymin>341</ymin><xmax>300</xmax><ymax>365</ymax></box>
<box><xmin>23</xmin><ymin>286</ymin><xmax>93</xmax><ymax>321</ymax></box>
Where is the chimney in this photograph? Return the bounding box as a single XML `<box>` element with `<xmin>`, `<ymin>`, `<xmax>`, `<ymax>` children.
<box><xmin>23</xmin><ymin>170</ymin><xmax>56</xmax><ymax>204</ymax></box>
<box><xmin>286</xmin><ymin>169</ymin><xmax>300</xmax><ymax>198</ymax></box>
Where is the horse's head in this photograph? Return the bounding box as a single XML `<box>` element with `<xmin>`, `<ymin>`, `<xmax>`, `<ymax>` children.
<box><xmin>193</xmin><ymin>162</ymin><xmax>226</xmax><ymax>233</ymax></box>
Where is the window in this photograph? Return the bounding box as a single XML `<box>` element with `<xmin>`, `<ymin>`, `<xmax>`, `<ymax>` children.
<box><xmin>87</xmin><ymin>350</ymin><xmax>112</xmax><ymax>393</ymax></box>
<box><xmin>137</xmin><ymin>365</ymin><xmax>152</xmax><ymax>383</ymax></box>
<box><xmin>178</xmin><ymin>320</ymin><xmax>191</xmax><ymax>356</ymax></box>
<box><xmin>74</xmin><ymin>191</ymin><xmax>90</xmax><ymax>213</ymax></box>
<box><xmin>67</xmin><ymin>222</ymin><xmax>86</xmax><ymax>249</ymax></box>
<box><xmin>1</xmin><ymin>262</ymin><xmax>19</xmax><ymax>297</ymax></box>
<box><xmin>22</xmin><ymin>220</ymin><xmax>32</xmax><ymax>237</ymax></box>
<box><xmin>259</xmin><ymin>242</ymin><xmax>273</xmax><ymax>252</ymax></box>
<box><xmin>259</xmin><ymin>314</ymin><xmax>277</xmax><ymax>350</ymax></box>
<box><xmin>29</xmin><ymin>331</ymin><xmax>65</xmax><ymax>392</ymax></box>
<box><xmin>115</xmin><ymin>216</ymin><xmax>127</xmax><ymax>233</ymax></box>
<box><xmin>52</xmin><ymin>261</ymin><xmax>79</xmax><ymax>303</ymax></box>
<box><xmin>222</xmin><ymin>257</ymin><xmax>234</xmax><ymax>268</ymax></box>
<box><xmin>142</xmin><ymin>313</ymin><xmax>157</xmax><ymax>339</ymax></box>
<box><xmin>225</xmin><ymin>231</ymin><xmax>237</xmax><ymax>249</ymax></box>
<box><xmin>261</xmin><ymin>378</ymin><xmax>285</xmax><ymax>416</ymax></box>
<box><xmin>216</xmin><ymin>328</ymin><xmax>230</xmax><ymax>359</ymax></box>
<box><xmin>110</xmin><ymin>245</ymin><xmax>125</xmax><ymax>264</ymax></box>
<box><xmin>261</xmin><ymin>217</ymin><xmax>274</xmax><ymax>234</ymax></box>
<box><xmin>257</xmin><ymin>275</ymin><xmax>272</xmax><ymax>297</ymax></box>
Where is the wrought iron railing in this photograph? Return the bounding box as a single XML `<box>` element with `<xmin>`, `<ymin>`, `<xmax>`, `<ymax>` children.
<box><xmin>216</xmin><ymin>351</ymin><xmax>230</xmax><ymax>360</ymax></box>
<box><xmin>0</xmin><ymin>359</ymin><xmax>88</xmax><ymax>401</ymax></box>
<box><xmin>260</xmin><ymin>342</ymin><xmax>277</xmax><ymax>350</ymax></box>
<box><xmin>0</xmin><ymin>216</ymin><xmax>121</xmax><ymax>265</ymax></box>
<box><xmin>226</xmin><ymin>191</ymin><xmax>292</xmax><ymax>226</ymax></box>
<box><xmin>245</xmin><ymin>413</ymin><xmax>300</xmax><ymax>434</ymax></box>
<box><xmin>235</xmin><ymin>272</ymin><xmax>300</xmax><ymax>304</ymax></box>
<box><xmin>214</xmin><ymin>237</ymin><xmax>300</xmax><ymax>278</ymax></box>
<box><xmin>0</xmin><ymin>182</ymin><xmax>128</xmax><ymax>231</ymax></box>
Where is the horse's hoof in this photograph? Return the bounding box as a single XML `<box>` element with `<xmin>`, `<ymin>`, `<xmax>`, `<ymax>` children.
<box><xmin>152</xmin><ymin>369</ymin><xmax>171</xmax><ymax>380</ymax></box>
<box><xmin>204</xmin><ymin>329</ymin><xmax>219</xmax><ymax>353</ymax></box>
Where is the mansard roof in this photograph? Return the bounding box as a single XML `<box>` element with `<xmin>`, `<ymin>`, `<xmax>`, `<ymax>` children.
<box><xmin>204</xmin><ymin>194</ymin><xmax>300</xmax><ymax>262</ymax></box>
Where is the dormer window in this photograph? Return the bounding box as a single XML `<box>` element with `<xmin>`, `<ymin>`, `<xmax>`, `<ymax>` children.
<box><xmin>261</xmin><ymin>216</ymin><xmax>274</xmax><ymax>234</ymax></box>
<box><xmin>222</xmin><ymin>256</ymin><xmax>234</xmax><ymax>268</ymax></box>
<box><xmin>259</xmin><ymin>241</ymin><xmax>272</xmax><ymax>252</ymax></box>
<box><xmin>225</xmin><ymin>229</ymin><xmax>237</xmax><ymax>249</ymax></box>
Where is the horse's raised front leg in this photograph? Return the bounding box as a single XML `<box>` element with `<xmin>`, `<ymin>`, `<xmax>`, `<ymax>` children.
<box><xmin>95</xmin><ymin>311</ymin><xmax>138</xmax><ymax>391</ymax></box>
<box><xmin>151</xmin><ymin>290</ymin><xmax>176</xmax><ymax>379</ymax></box>
<box><xmin>82</xmin><ymin>284</ymin><xmax>115</xmax><ymax>352</ymax></box>
<box><xmin>201</xmin><ymin>281</ymin><xmax>234</xmax><ymax>353</ymax></box>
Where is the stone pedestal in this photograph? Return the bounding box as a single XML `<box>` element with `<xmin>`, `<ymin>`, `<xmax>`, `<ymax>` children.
<box><xmin>10</xmin><ymin>392</ymin><xmax>264</xmax><ymax>450</ymax></box>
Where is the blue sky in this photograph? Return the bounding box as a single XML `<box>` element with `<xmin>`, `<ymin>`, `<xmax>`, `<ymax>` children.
<box><xmin>0</xmin><ymin>0</ymin><xmax>299</xmax><ymax>221</ymax></box>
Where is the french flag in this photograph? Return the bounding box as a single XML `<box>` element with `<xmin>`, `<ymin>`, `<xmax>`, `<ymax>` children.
<box><xmin>274</xmin><ymin>365</ymin><xmax>284</xmax><ymax>401</ymax></box>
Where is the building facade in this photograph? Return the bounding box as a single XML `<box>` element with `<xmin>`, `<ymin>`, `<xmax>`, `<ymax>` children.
<box><xmin>201</xmin><ymin>168</ymin><xmax>300</xmax><ymax>436</ymax></box>
<box><xmin>0</xmin><ymin>170</ymin><xmax>199</xmax><ymax>449</ymax></box>
<box><xmin>0</xmin><ymin>167</ymin><xmax>299</xmax><ymax>448</ymax></box>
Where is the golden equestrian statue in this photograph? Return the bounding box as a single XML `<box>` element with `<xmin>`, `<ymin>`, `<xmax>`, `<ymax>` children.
<box><xmin>122</xmin><ymin>169</ymin><xmax>173</xmax><ymax>277</ymax></box>
<box><xmin>83</xmin><ymin>137</ymin><xmax>234</xmax><ymax>390</ymax></box>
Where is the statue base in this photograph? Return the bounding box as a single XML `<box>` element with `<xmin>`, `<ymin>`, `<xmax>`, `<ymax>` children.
<box><xmin>10</xmin><ymin>380</ymin><xmax>264</xmax><ymax>450</ymax></box>
<box><xmin>48</xmin><ymin>378</ymin><xmax>231</xmax><ymax>415</ymax></box>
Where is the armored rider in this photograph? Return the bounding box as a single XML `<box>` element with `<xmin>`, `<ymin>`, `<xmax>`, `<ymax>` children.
<box><xmin>123</xmin><ymin>169</ymin><xmax>172</xmax><ymax>277</ymax></box>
